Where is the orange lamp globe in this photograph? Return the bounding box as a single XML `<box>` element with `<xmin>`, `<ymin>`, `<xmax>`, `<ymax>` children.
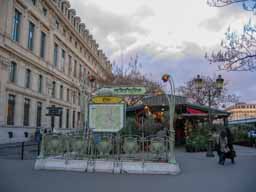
<box><xmin>162</xmin><ymin>74</ymin><xmax>170</xmax><ymax>82</ymax></box>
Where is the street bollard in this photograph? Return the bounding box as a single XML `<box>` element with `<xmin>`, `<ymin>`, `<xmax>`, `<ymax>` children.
<box><xmin>37</xmin><ymin>141</ymin><xmax>41</xmax><ymax>156</ymax></box>
<box><xmin>21</xmin><ymin>142</ymin><xmax>24</xmax><ymax>160</ymax></box>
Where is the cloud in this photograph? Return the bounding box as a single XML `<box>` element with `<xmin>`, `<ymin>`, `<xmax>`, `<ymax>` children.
<box><xmin>199</xmin><ymin>5</ymin><xmax>252</xmax><ymax>32</ymax></box>
<box><xmin>69</xmin><ymin>1</ymin><xmax>154</xmax><ymax>56</ymax></box>
<box><xmin>68</xmin><ymin>0</ymin><xmax>255</xmax><ymax>103</ymax></box>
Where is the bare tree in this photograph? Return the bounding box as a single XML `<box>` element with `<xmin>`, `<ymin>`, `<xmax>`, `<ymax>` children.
<box><xmin>178</xmin><ymin>75</ymin><xmax>239</xmax><ymax>108</ymax></box>
<box><xmin>206</xmin><ymin>20</ymin><xmax>256</xmax><ymax>71</ymax></box>
<box><xmin>105</xmin><ymin>55</ymin><xmax>162</xmax><ymax>105</ymax></box>
<box><xmin>206</xmin><ymin>0</ymin><xmax>256</xmax><ymax>71</ymax></box>
<box><xmin>207</xmin><ymin>0</ymin><xmax>250</xmax><ymax>8</ymax></box>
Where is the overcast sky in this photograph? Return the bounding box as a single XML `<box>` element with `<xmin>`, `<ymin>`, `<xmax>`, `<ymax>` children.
<box><xmin>69</xmin><ymin>0</ymin><xmax>255</xmax><ymax>103</ymax></box>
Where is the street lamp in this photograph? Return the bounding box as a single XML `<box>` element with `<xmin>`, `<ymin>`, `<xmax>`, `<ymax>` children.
<box><xmin>194</xmin><ymin>74</ymin><xmax>224</xmax><ymax>157</ymax></box>
<box><xmin>81</xmin><ymin>74</ymin><xmax>96</xmax><ymax>134</ymax></box>
<box><xmin>161</xmin><ymin>74</ymin><xmax>176</xmax><ymax>164</ymax></box>
<box><xmin>194</xmin><ymin>74</ymin><xmax>203</xmax><ymax>90</ymax></box>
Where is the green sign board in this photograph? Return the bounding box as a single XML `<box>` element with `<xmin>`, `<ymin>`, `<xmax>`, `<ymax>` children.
<box><xmin>112</xmin><ymin>87</ymin><xmax>146</xmax><ymax>96</ymax></box>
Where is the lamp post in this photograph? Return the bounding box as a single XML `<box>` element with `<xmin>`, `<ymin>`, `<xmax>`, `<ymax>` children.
<box><xmin>194</xmin><ymin>74</ymin><xmax>224</xmax><ymax>157</ymax></box>
<box><xmin>161</xmin><ymin>74</ymin><xmax>176</xmax><ymax>164</ymax></box>
<box><xmin>81</xmin><ymin>74</ymin><xmax>96</xmax><ymax>135</ymax></box>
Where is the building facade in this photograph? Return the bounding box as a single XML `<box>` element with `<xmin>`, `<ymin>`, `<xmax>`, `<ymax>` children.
<box><xmin>226</xmin><ymin>103</ymin><xmax>256</xmax><ymax>121</ymax></box>
<box><xmin>0</xmin><ymin>0</ymin><xmax>112</xmax><ymax>142</ymax></box>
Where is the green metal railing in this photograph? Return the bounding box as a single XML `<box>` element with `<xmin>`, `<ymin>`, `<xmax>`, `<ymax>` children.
<box><xmin>39</xmin><ymin>132</ymin><xmax>170</xmax><ymax>163</ymax></box>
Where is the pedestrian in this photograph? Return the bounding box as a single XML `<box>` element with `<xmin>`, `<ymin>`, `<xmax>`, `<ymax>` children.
<box><xmin>225</xmin><ymin>127</ymin><xmax>236</xmax><ymax>164</ymax></box>
<box><xmin>217</xmin><ymin>130</ymin><xmax>228</xmax><ymax>165</ymax></box>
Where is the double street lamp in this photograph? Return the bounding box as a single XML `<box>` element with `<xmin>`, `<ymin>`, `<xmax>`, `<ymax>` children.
<box><xmin>161</xmin><ymin>74</ymin><xmax>176</xmax><ymax>164</ymax></box>
<box><xmin>194</xmin><ymin>74</ymin><xmax>224</xmax><ymax>157</ymax></box>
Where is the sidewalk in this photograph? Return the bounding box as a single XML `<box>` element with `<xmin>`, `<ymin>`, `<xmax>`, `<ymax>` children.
<box><xmin>0</xmin><ymin>145</ymin><xmax>255</xmax><ymax>192</ymax></box>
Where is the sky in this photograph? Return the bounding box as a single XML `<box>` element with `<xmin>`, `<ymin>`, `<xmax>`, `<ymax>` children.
<box><xmin>69</xmin><ymin>0</ymin><xmax>256</xmax><ymax>104</ymax></box>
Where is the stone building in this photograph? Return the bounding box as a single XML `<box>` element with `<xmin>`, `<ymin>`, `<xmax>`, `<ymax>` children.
<box><xmin>0</xmin><ymin>0</ymin><xmax>112</xmax><ymax>143</ymax></box>
<box><xmin>226</xmin><ymin>103</ymin><xmax>256</xmax><ymax>121</ymax></box>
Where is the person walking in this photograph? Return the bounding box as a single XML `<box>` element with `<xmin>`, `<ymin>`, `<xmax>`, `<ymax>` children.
<box><xmin>217</xmin><ymin>130</ymin><xmax>228</xmax><ymax>165</ymax></box>
<box><xmin>225</xmin><ymin>127</ymin><xmax>236</xmax><ymax>164</ymax></box>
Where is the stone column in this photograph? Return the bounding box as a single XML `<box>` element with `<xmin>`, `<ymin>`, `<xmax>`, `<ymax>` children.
<box><xmin>20</xmin><ymin>10</ymin><xmax>28</xmax><ymax>48</ymax></box>
<box><xmin>47</xmin><ymin>31</ymin><xmax>54</xmax><ymax>66</ymax></box>
<box><xmin>34</xmin><ymin>23</ymin><xmax>40</xmax><ymax>57</ymax></box>
<box><xmin>3</xmin><ymin>0</ymin><xmax>14</xmax><ymax>37</ymax></box>
<box><xmin>0</xmin><ymin>57</ymin><xmax>9</xmax><ymax>126</ymax></box>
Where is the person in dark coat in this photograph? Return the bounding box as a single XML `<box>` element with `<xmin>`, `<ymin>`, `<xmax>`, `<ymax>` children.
<box><xmin>225</xmin><ymin>127</ymin><xmax>236</xmax><ymax>164</ymax></box>
<box><xmin>217</xmin><ymin>130</ymin><xmax>228</xmax><ymax>165</ymax></box>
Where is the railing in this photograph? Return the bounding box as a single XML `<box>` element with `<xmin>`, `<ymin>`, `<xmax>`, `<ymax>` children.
<box><xmin>0</xmin><ymin>141</ymin><xmax>40</xmax><ymax>160</ymax></box>
<box><xmin>40</xmin><ymin>132</ymin><xmax>170</xmax><ymax>163</ymax></box>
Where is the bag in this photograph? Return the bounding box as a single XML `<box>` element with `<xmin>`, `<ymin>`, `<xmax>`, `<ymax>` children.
<box><xmin>224</xmin><ymin>147</ymin><xmax>230</xmax><ymax>153</ymax></box>
<box><xmin>231</xmin><ymin>150</ymin><xmax>236</xmax><ymax>157</ymax></box>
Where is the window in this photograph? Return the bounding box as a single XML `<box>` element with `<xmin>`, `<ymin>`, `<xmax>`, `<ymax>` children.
<box><xmin>72</xmin><ymin>111</ymin><xmax>76</xmax><ymax>128</ymax></box>
<box><xmin>83</xmin><ymin>68</ymin><xmax>87</xmax><ymax>83</ymax></box>
<box><xmin>79</xmin><ymin>64</ymin><xmax>82</xmax><ymax>80</ymax></box>
<box><xmin>23</xmin><ymin>98</ymin><xmax>30</xmax><ymax>126</ymax></box>
<box><xmin>61</xmin><ymin>2</ymin><xmax>64</xmax><ymax>12</ymax></box>
<box><xmin>9</xmin><ymin>62</ymin><xmax>17</xmax><ymax>83</ymax></box>
<box><xmin>78</xmin><ymin>92</ymin><xmax>81</xmax><ymax>105</ymax></box>
<box><xmin>77</xmin><ymin>112</ymin><xmax>80</xmax><ymax>128</ymax></box>
<box><xmin>52</xmin><ymin>81</ymin><xmax>56</xmax><ymax>98</ymax></box>
<box><xmin>60</xmin><ymin>85</ymin><xmax>63</xmax><ymax>100</ymax></box>
<box><xmin>28</xmin><ymin>22</ymin><xmax>35</xmax><ymax>50</ymax></box>
<box><xmin>25</xmin><ymin>69</ymin><xmax>31</xmax><ymax>89</ymax></box>
<box><xmin>7</xmin><ymin>95</ymin><xmax>15</xmax><ymax>125</ymax></box>
<box><xmin>59</xmin><ymin>108</ymin><xmax>63</xmax><ymax>128</ymax></box>
<box><xmin>38</xmin><ymin>74</ymin><xmax>43</xmax><ymax>93</ymax></box>
<box><xmin>56</xmin><ymin>20</ymin><xmax>59</xmax><ymax>30</ymax></box>
<box><xmin>12</xmin><ymin>9</ymin><xmax>21</xmax><ymax>42</ymax></box>
<box><xmin>31</xmin><ymin>0</ymin><xmax>36</xmax><ymax>5</ymax></box>
<box><xmin>51</xmin><ymin>105</ymin><xmax>55</xmax><ymax>129</ymax></box>
<box><xmin>66</xmin><ymin>88</ymin><xmax>70</xmax><ymax>102</ymax></box>
<box><xmin>42</xmin><ymin>7</ymin><xmax>47</xmax><ymax>16</ymax></box>
<box><xmin>66</xmin><ymin>109</ymin><xmax>69</xmax><ymax>128</ymax></box>
<box><xmin>40</xmin><ymin>32</ymin><xmax>46</xmax><ymax>59</ymax></box>
<box><xmin>36</xmin><ymin>102</ymin><xmax>42</xmax><ymax>127</ymax></box>
<box><xmin>75</xmin><ymin>41</ymin><xmax>77</xmax><ymax>48</ymax></box>
<box><xmin>54</xmin><ymin>43</ymin><xmax>58</xmax><ymax>66</ymax></box>
<box><xmin>73</xmin><ymin>60</ymin><xmax>77</xmax><ymax>77</ymax></box>
<box><xmin>68</xmin><ymin>55</ymin><xmax>72</xmax><ymax>76</ymax></box>
<box><xmin>61</xmin><ymin>49</ymin><xmax>65</xmax><ymax>71</ymax></box>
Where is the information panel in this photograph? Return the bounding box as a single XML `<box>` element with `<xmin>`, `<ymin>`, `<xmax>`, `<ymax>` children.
<box><xmin>89</xmin><ymin>104</ymin><xmax>125</xmax><ymax>132</ymax></box>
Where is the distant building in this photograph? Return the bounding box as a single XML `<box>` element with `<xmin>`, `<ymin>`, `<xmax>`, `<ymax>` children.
<box><xmin>0</xmin><ymin>0</ymin><xmax>112</xmax><ymax>143</ymax></box>
<box><xmin>226</xmin><ymin>103</ymin><xmax>256</xmax><ymax>121</ymax></box>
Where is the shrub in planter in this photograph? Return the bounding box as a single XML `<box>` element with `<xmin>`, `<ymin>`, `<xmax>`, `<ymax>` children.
<box><xmin>185</xmin><ymin>135</ymin><xmax>208</xmax><ymax>152</ymax></box>
<box><xmin>185</xmin><ymin>138</ymin><xmax>193</xmax><ymax>152</ymax></box>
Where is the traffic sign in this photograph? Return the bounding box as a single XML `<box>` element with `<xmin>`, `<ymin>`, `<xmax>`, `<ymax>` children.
<box><xmin>46</xmin><ymin>107</ymin><xmax>63</xmax><ymax>116</ymax></box>
<box><xmin>92</xmin><ymin>96</ymin><xmax>122</xmax><ymax>104</ymax></box>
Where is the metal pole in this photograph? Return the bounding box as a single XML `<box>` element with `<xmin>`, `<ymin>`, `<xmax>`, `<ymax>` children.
<box><xmin>21</xmin><ymin>142</ymin><xmax>24</xmax><ymax>160</ymax></box>
<box><xmin>169</xmin><ymin>77</ymin><xmax>176</xmax><ymax>164</ymax></box>
<box><xmin>206</xmin><ymin>89</ymin><xmax>214</xmax><ymax>157</ymax></box>
<box><xmin>37</xmin><ymin>140</ymin><xmax>41</xmax><ymax>156</ymax></box>
<box><xmin>164</xmin><ymin>75</ymin><xmax>176</xmax><ymax>164</ymax></box>
<box><xmin>142</xmin><ymin>116</ymin><xmax>145</xmax><ymax>166</ymax></box>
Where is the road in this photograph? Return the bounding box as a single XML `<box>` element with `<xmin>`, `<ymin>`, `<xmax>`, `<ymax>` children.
<box><xmin>0</xmin><ymin>146</ymin><xmax>255</xmax><ymax>192</ymax></box>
